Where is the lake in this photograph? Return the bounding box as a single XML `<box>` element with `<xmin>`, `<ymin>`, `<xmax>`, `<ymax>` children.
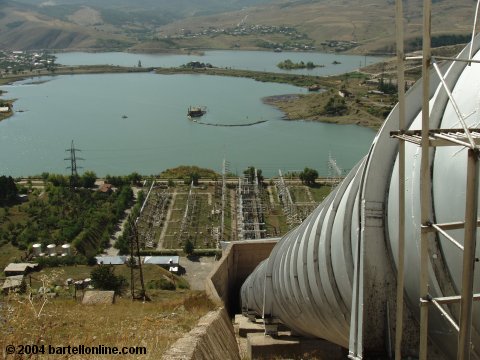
<box><xmin>1</xmin><ymin>51</ymin><xmax>378</xmax><ymax>178</ymax></box>
<box><xmin>55</xmin><ymin>50</ymin><xmax>384</xmax><ymax>77</ymax></box>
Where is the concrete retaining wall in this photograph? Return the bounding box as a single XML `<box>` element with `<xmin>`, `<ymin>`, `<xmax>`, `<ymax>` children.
<box><xmin>163</xmin><ymin>240</ymin><xmax>278</xmax><ymax>360</ymax></box>
<box><xmin>162</xmin><ymin>307</ymin><xmax>240</xmax><ymax>360</ymax></box>
<box><xmin>207</xmin><ymin>240</ymin><xmax>278</xmax><ymax>315</ymax></box>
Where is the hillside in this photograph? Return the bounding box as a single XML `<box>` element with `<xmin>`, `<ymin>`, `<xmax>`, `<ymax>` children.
<box><xmin>0</xmin><ymin>0</ymin><xmax>475</xmax><ymax>52</ymax></box>
<box><xmin>156</xmin><ymin>0</ymin><xmax>475</xmax><ymax>54</ymax></box>
<box><xmin>0</xmin><ymin>1</ymin><xmax>133</xmax><ymax>50</ymax></box>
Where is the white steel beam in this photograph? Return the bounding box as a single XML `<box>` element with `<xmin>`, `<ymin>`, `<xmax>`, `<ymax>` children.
<box><xmin>419</xmin><ymin>0</ymin><xmax>432</xmax><ymax>359</ymax></box>
<box><xmin>394</xmin><ymin>0</ymin><xmax>406</xmax><ymax>358</ymax></box>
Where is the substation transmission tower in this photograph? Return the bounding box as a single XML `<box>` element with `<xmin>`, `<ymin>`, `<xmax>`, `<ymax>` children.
<box><xmin>64</xmin><ymin>140</ymin><xmax>84</xmax><ymax>188</ymax></box>
<box><xmin>220</xmin><ymin>159</ymin><xmax>229</xmax><ymax>245</ymax></box>
<box><xmin>275</xmin><ymin>169</ymin><xmax>300</xmax><ymax>227</ymax></box>
<box><xmin>327</xmin><ymin>152</ymin><xmax>343</xmax><ymax>186</ymax></box>
<box><xmin>237</xmin><ymin>168</ymin><xmax>266</xmax><ymax>240</ymax></box>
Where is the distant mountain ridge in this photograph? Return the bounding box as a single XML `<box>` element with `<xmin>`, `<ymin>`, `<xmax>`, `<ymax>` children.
<box><xmin>0</xmin><ymin>0</ymin><xmax>475</xmax><ymax>53</ymax></box>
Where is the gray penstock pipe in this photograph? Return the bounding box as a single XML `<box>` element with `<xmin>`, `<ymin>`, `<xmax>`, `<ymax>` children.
<box><xmin>240</xmin><ymin>38</ymin><xmax>480</xmax><ymax>359</ymax></box>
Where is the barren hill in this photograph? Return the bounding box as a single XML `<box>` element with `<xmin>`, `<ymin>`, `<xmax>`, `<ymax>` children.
<box><xmin>0</xmin><ymin>0</ymin><xmax>475</xmax><ymax>52</ymax></box>
<box><xmin>0</xmin><ymin>1</ymin><xmax>132</xmax><ymax>50</ymax></box>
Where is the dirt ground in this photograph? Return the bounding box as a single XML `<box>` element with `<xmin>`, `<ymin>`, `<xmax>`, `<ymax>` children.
<box><xmin>180</xmin><ymin>256</ymin><xmax>218</xmax><ymax>291</ymax></box>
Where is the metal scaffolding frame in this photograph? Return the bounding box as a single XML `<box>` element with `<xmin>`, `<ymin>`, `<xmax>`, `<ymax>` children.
<box><xmin>392</xmin><ymin>0</ymin><xmax>480</xmax><ymax>358</ymax></box>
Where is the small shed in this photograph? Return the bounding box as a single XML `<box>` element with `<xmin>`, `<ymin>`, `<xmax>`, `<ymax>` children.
<box><xmin>143</xmin><ymin>256</ymin><xmax>180</xmax><ymax>272</ymax></box>
<box><xmin>143</xmin><ymin>256</ymin><xmax>179</xmax><ymax>267</ymax></box>
<box><xmin>4</xmin><ymin>263</ymin><xmax>39</xmax><ymax>276</ymax></box>
<box><xmin>2</xmin><ymin>275</ymin><xmax>24</xmax><ymax>293</ymax></box>
<box><xmin>95</xmin><ymin>256</ymin><xmax>127</xmax><ymax>265</ymax></box>
<box><xmin>0</xmin><ymin>106</ymin><xmax>10</xmax><ymax>113</ymax></box>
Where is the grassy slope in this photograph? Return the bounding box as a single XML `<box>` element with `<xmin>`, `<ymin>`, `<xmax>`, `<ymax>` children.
<box><xmin>1</xmin><ymin>290</ymin><xmax>214</xmax><ymax>359</ymax></box>
<box><xmin>0</xmin><ymin>242</ymin><xmax>212</xmax><ymax>359</ymax></box>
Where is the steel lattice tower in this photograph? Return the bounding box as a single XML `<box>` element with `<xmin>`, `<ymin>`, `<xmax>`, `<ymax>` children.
<box><xmin>64</xmin><ymin>140</ymin><xmax>83</xmax><ymax>188</ymax></box>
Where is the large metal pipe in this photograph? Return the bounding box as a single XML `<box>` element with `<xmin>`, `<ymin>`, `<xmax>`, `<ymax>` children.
<box><xmin>241</xmin><ymin>37</ymin><xmax>480</xmax><ymax>358</ymax></box>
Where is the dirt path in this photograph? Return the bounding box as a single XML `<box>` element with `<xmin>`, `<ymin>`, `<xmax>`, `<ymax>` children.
<box><xmin>105</xmin><ymin>187</ymin><xmax>141</xmax><ymax>256</ymax></box>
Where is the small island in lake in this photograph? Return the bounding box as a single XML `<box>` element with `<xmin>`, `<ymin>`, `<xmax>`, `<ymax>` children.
<box><xmin>277</xmin><ymin>59</ymin><xmax>325</xmax><ymax>70</ymax></box>
<box><xmin>181</xmin><ymin>61</ymin><xmax>214</xmax><ymax>69</ymax></box>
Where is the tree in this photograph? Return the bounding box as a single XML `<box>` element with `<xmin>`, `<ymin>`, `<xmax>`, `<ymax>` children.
<box><xmin>324</xmin><ymin>96</ymin><xmax>348</xmax><ymax>116</ymax></box>
<box><xmin>80</xmin><ymin>171</ymin><xmax>97</xmax><ymax>188</ymax></box>
<box><xmin>47</xmin><ymin>174</ymin><xmax>69</xmax><ymax>187</ymax></box>
<box><xmin>0</xmin><ymin>175</ymin><xmax>18</xmax><ymax>205</ymax></box>
<box><xmin>127</xmin><ymin>172</ymin><xmax>142</xmax><ymax>185</ymax></box>
<box><xmin>243</xmin><ymin>166</ymin><xmax>263</xmax><ymax>184</ymax></box>
<box><xmin>183</xmin><ymin>238</ymin><xmax>195</xmax><ymax>256</ymax></box>
<box><xmin>91</xmin><ymin>264</ymin><xmax>126</xmax><ymax>294</ymax></box>
<box><xmin>299</xmin><ymin>167</ymin><xmax>318</xmax><ymax>186</ymax></box>
<box><xmin>184</xmin><ymin>172</ymin><xmax>200</xmax><ymax>186</ymax></box>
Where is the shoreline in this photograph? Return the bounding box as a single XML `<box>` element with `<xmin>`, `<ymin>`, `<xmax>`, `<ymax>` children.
<box><xmin>0</xmin><ymin>64</ymin><xmax>387</xmax><ymax>129</ymax></box>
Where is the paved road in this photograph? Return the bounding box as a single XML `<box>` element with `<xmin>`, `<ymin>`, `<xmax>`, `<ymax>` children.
<box><xmin>180</xmin><ymin>256</ymin><xmax>217</xmax><ymax>291</ymax></box>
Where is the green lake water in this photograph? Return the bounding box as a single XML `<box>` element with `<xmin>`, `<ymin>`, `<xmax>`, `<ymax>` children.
<box><xmin>0</xmin><ymin>70</ymin><xmax>376</xmax><ymax>177</ymax></box>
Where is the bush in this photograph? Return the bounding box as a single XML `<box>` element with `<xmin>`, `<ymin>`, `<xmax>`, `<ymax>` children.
<box><xmin>147</xmin><ymin>278</ymin><xmax>176</xmax><ymax>290</ymax></box>
<box><xmin>36</xmin><ymin>255</ymin><xmax>87</xmax><ymax>268</ymax></box>
<box><xmin>90</xmin><ymin>264</ymin><xmax>126</xmax><ymax>294</ymax></box>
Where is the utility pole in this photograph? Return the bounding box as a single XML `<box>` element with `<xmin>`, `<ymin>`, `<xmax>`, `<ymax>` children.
<box><xmin>129</xmin><ymin>220</ymin><xmax>147</xmax><ymax>301</ymax></box>
<box><xmin>65</xmin><ymin>140</ymin><xmax>83</xmax><ymax>189</ymax></box>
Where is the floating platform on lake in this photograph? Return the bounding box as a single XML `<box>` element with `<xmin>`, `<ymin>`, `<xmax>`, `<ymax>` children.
<box><xmin>187</xmin><ymin>106</ymin><xmax>207</xmax><ymax>118</ymax></box>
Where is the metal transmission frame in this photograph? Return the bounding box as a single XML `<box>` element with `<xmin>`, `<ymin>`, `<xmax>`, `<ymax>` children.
<box><xmin>328</xmin><ymin>152</ymin><xmax>343</xmax><ymax>185</ymax></box>
<box><xmin>237</xmin><ymin>168</ymin><xmax>266</xmax><ymax>240</ymax></box>
<box><xmin>178</xmin><ymin>181</ymin><xmax>198</xmax><ymax>247</ymax></box>
<box><xmin>64</xmin><ymin>140</ymin><xmax>84</xmax><ymax>188</ymax></box>
<box><xmin>220</xmin><ymin>159</ymin><xmax>229</xmax><ymax>245</ymax></box>
<box><xmin>392</xmin><ymin>0</ymin><xmax>480</xmax><ymax>358</ymax></box>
